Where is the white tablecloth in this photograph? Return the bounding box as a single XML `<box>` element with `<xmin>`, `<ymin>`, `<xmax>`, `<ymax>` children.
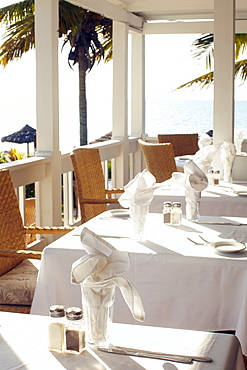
<box><xmin>150</xmin><ymin>182</ymin><xmax>247</xmax><ymax>216</ymax></box>
<box><xmin>31</xmin><ymin>212</ymin><xmax>247</xmax><ymax>355</ymax></box>
<box><xmin>0</xmin><ymin>312</ymin><xmax>245</xmax><ymax>369</ymax></box>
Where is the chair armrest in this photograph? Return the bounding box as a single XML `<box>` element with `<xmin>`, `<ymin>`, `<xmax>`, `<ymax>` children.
<box><xmin>80</xmin><ymin>198</ymin><xmax>119</xmax><ymax>204</ymax></box>
<box><xmin>0</xmin><ymin>249</ymin><xmax>42</xmax><ymax>260</ymax></box>
<box><xmin>24</xmin><ymin>226</ymin><xmax>74</xmax><ymax>235</ymax></box>
<box><xmin>106</xmin><ymin>189</ymin><xmax>124</xmax><ymax>194</ymax></box>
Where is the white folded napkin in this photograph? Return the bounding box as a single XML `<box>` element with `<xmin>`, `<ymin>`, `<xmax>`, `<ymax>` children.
<box><xmin>193</xmin><ymin>143</ymin><xmax>221</xmax><ymax>174</ymax></box>
<box><xmin>172</xmin><ymin>161</ymin><xmax>208</xmax><ymax>220</ymax></box>
<box><xmin>118</xmin><ymin>169</ymin><xmax>164</xmax><ymax>208</ymax></box>
<box><xmin>71</xmin><ymin>227</ymin><xmax>145</xmax><ymax>322</ymax></box>
<box><xmin>172</xmin><ymin>160</ymin><xmax>208</xmax><ymax>192</ymax></box>
<box><xmin>198</xmin><ymin>132</ymin><xmax>213</xmax><ymax>149</ymax></box>
<box><xmin>234</xmin><ymin>130</ymin><xmax>245</xmax><ymax>155</ymax></box>
<box><xmin>220</xmin><ymin>141</ymin><xmax>236</xmax><ymax>183</ymax></box>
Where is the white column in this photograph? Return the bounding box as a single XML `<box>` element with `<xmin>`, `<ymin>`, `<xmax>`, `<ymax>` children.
<box><xmin>131</xmin><ymin>32</ymin><xmax>145</xmax><ymax>137</ymax></box>
<box><xmin>112</xmin><ymin>21</ymin><xmax>129</xmax><ymax>187</ymax></box>
<box><xmin>213</xmin><ymin>0</ymin><xmax>235</xmax><ymax>146</ymax></box>
<box><xmin>35</xmin><ymin>0</ymin><xmax>62</xmax><ymax>230</ymax></box>
<box><xmin>130</xmin><ymin>31</ymin><xmax>145</xmax><ymax>174</ymax></box>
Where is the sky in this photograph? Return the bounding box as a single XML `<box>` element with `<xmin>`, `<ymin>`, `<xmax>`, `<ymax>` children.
<box><xmin>0</xmin><ymin>0</ymin><xmax>246</xmax><ymax>152</ymax></box>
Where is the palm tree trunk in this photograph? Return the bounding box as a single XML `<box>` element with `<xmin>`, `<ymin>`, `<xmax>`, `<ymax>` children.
<box><xmin>78</xmin><ymin>45</ymin><xmax>88</xmax><ymax>145</ymax></box>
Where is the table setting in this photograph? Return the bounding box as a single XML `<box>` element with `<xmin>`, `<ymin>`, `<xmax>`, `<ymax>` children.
<box><xmin>1</xmin><ymin>311</ymin><xmax>245</xmax><ymax>369</ymax></box>
<box><xmin>31</xmin><ymin>209</ymin><xmax>247</xmax><ymax>358</ymax></box>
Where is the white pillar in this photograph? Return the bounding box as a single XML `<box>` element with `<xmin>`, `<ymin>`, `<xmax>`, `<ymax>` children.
<box><xmin>131</xmin><ymin>32</ymin><xmax>145</xmax><ymax>137</ymax></box>
<box><xmin>35</xmin><ymin>0</ymin><xmax>62</xmax><ymax>230</ymax></box>
<box><xmin>130</xmin><ymin>31</ymin><xmax>145</xmax><ymax>174</ymax></box>
<box><xmin>213</xmin><ymin>0</ymin><xmax>235</xmax><ymax>146</ymax></box>
<box><xmin>112</xmin><ymin>21</ymin><xmax>129</xmax><ymax>187</ymax></box>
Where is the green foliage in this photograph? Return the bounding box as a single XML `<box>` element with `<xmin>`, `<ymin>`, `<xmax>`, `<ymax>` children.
<box><xmin>176</xmin><ymin>32</ymin><xmax>247</xmax><ymax>90</ymax></box>
<box><xmin>0</xmin><ymin>148</ymin><xmax>25</xmax><ymax>162</ymax></box>
<box><xmin>7</xmin><ymin>148</ymin><xmax>25</xmax><ymax>161</ymax></box>
<box><xmin>0</xmin><ymin>151</ymin><xmax>8</xmax><ymax>163</ymax></box>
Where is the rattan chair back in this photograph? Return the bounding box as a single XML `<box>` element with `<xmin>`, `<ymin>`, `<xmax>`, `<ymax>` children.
<box><xmin>138</xmin><ymin>139</ymin><xmax>177</xmax><ymax>182</ymax></box>
<box><xmin>158</xmin><ymin>133</ymin><xmax>199</xmax><ymax>156</ymax></box>
<box><xmin>0</xmin><ymin>169</ymin><xmax>25</xmax><ymax>276</ymax></box>
<box><xmin>71</xmin><ymin>147</ymin><xmax>108</xmax><ymax>223</ymax></box>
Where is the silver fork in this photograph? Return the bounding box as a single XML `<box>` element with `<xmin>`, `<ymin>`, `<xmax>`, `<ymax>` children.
<box><xmin>187</xmin><ymin>235</ymin><xmax>209</xmax><ymax>245</ymax></box>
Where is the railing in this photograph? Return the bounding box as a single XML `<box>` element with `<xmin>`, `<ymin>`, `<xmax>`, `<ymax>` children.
<box><xmin>0</xmin><ymin>137</ymin><xmax>143</xmax><ymax>248</ymax></box>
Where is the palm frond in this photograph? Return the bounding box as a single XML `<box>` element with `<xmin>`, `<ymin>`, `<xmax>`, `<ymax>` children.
<box><xmin>175</xmin><ymin>72</ymin><xmax>214</xmax><ymax>90</ymax></box>
<box><xmin>0</xmin><ymin>14</ymin><xmax>34</xmax><ymax>66</ymax></box>
<box><xmin>192</xmin><ymin>33</ymin><xmax>214</xmax><ymax>71</ymax></box>
<box><xmin>235</xmin><ymin>58</ymin><xmax>247</xmax><ymax>82</ymax></box>
<box><xmin>175</xmin><ymin>58</ymin><xmax>247</xmax><ymax>90</ymax></box>
<box><xmin>0</xmin><ymin>0</ymin><xmax>34</xmax><ymax>23</ymax></box>
<box><xmin>235</xmin><ymin>34</ymin><xmax>247</xmax><ymax>60</ymax></box>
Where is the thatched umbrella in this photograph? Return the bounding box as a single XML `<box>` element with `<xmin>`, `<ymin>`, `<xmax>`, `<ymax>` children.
<box><xmin>1</xmin><ymin>124</ymin><xmax>36</xmax><ymax>156</ymax></box>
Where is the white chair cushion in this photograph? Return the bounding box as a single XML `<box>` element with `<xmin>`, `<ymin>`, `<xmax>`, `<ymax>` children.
<box><xmin>0</xmin><ymin>259</ymin><xmax>40</xmax><ymax>305</ymax></box>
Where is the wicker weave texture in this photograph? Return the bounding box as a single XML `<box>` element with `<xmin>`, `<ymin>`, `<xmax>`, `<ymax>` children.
<box><xmin>71</xmin><ymin>148</ymin><xmax>109</xmax><ymax>223</ymax></box>
<box><xmin>158</xmin><ymin>134</ymin><xmax>199</xmax><ymax>156</ymax></box>
<box><xmin>0</xmin><ymin>169</ymin><xmax>25</xmax><ymax>276</ymax></box>
<box><xmin>0</xmin><ymin>304</ymin><xmax>31</xmax><ymax>314</ymax></box>
<box><xmin>138</xmin><ymin>139</ymin><xmax>177</xmax><ymax>183</ymax></box>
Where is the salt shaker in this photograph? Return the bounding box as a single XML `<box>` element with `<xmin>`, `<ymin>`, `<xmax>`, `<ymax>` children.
<box><xmin>48</xmin><ymin>305</ymin><xmax>66</xmax><ymax>352</ymax></box>
<box><xmin>163</xmin><ymin>202</ymin><xmax>172</xmax><ymax>224</ymax></box>
<box><xmin>207</xmin><ymin>169</ymin><xmax>214</xmax><ymax>186</ymax></box>
<box><xmin>65</xmin><ymin>307</ymin><xmax>85</xmax><ymax>354</ymax></box>
<box><xmin>214</xmin><ymin>170</ymin><xmax>220</xmax><ymax>185</ymax></box>
<box><xmin>171</xmin><ymin>202</ymin><xmax>182</xmax><ymax>226</ymax></box>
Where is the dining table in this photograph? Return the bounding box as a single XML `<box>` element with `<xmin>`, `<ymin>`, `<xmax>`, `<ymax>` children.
<box><xmin>31</xmin><ymin>210</ymin><xmax>247</xmax><ymax>354</ymax></box>
<box><xmin>1</xmin><ymin>311</ymin><xmax>245</xmax><ymax>369</ymax></box>
<box><xmin>149</xmin><ymin>181</ymin><xmax>247</xmax><ymax>216</ymax></box>
<box><xmin>31</xmin><ymin>211</ymin><xmax>247</xmax><ymax>357</ymax></box>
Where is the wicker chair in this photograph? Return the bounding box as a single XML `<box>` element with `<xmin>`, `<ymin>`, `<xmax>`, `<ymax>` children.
<box><xmin>70</xmin><ymin>147</ymin><xmax>124</xmax><ymax>224</ymax></box>
<box><xmin>25</xmin><ymin>198</ymin><xmax>36</xmax><ymax>244</ymax></box>
<box><xmin>138</xmin><ymin>139</ymin><xmax>177</xmax><ymax>182</ymax></box>
<box><xmin>158</xmin><ymin>133</ymin><xmax>199</xmax><ymax>157</ymax></box>
<box><xmin>0</xmin><ymin>169</ymin><xmax>73</xmax><ymax>314</ymax></box>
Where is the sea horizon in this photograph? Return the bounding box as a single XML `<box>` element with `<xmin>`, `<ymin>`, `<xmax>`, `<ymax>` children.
<box><xmin>0</xmin><ymin>98</ymin><xmax>246</xmax><ymax>156</ymax></box>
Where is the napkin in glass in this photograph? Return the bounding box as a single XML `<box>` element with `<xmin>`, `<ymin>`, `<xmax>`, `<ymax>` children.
<box><xmin>198</xmin><ymin>132</ymin><xmax>213</xmax><ymax>149</ymax></box>
<box><xmin>71</xmin><ymin>228</ymin><xmax>145</xmax><ymax>335</ymax></box>
<box><xmin>193</xmin><ymin>143</ymin><xmax>221</xmax><ymax>174</ymax></box>
<box><xmin>118</xmin><ymin>170</ymin><xmax>167</xmax><ymax>240</ymax></box>
<box><xmin>172</xmin><ymin>161</ymin><xmax>208</xmax><ymax>221</ymax></box>
<box><xmin>234</xmin><ymin>130</ymin><xmax>245</xmax><ymax>155</ymax></box>
<box><xmin>220</xmin><ymin>141</ymin><xmax>236</xmax><ymax>183</ymax></box>
<box><xmin>118</xmin><ymin>169</ymin><xmax>159</xmax><ymax>208</ymax></box>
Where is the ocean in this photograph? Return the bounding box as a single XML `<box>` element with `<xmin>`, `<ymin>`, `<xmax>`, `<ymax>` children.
<box><xmin>145</xmin><ymin>99</ymin><xmax>247</xmax><ymax>137</ymax></box>
<box><xmin>0</xmin><ymin>99</ymin><xmax>247</xmax><ymax>155</ymax></box>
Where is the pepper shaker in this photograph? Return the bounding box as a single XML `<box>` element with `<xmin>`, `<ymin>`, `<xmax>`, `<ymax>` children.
<box><xmin>163</xmin><ymin>202</ymin><xmax>172</xmax><ymax>225</ymax></box>
<box><xmin>65</xmin><ymin>307</ymin><xmax>86</xmax><ymax>354</ymax></box>
<box><xmin>214</xmin><ymin>170</ymin><xmax>220</xmax><ymax>185</ymax></box>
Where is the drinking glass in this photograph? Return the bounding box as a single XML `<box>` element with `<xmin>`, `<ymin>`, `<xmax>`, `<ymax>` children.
<box><xmin>129</xmin><ymin>203</ymin><xmax>149</xmax><ymax>242</ymax></box>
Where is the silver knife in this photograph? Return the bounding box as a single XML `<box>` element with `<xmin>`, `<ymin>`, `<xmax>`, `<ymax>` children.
<box><xmin>198</xmin><ymin>222</ymin><xmax>244</xmax><ymax>226</ymax></box>
<box><xmin>97</xmin><ymin>345</ymin><xmax>212</xmax><ymax>363</ymax></box>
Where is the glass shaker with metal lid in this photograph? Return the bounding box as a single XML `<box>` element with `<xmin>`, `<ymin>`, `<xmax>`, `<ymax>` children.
<box><xmin>163</xmin><ymin>201</ymin><xmax>172</xmax><ymax>225</ymax></box>
<box><xmin>65</xmin><ymin>307</ymin><xmax>85</xmax><ymax>354</ymax></box>
<box><xmin>171</xmin><ymin>202</ymin><xmax>182</xmax><ymax>226</ymax></box>
<box><xmin>48</xmin><ymin>305</ymin><xmax>66</xmax><ymax>352</ymax></box>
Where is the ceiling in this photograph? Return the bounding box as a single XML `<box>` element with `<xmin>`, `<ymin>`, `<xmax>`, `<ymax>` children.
<box><xmin>108</xmin><ymin>0</ymin><xmax>247</xmax><ymax>21</ymax></box>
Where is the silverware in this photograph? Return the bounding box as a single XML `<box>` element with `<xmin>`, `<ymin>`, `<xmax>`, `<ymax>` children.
<box><xmin>197</xmin><ymin>222</ymin><xmax>245</xmax><ymax>226</ymax></box>
<box><xmin>187</xmin><ymin>237</ymin><xmax>207</xmax><ymax>245</ymax></box>
<box><xmin>97</xmin><ymin>345</ymin><xmax>212</xmax><ymax>363</ymax></box>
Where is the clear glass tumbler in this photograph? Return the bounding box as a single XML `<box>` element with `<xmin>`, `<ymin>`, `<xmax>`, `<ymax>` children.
<box><xmin>130</xmin><ymin>203</ymin><xmax>149</xmax><ymax>242</ymax></box>
<box><xmin>81</xmin><ymin>278</ymin><xmax>115</xmax><ymax>347</ymax></box>
<box><xmin>185</xmin><ymin>189</ymin><xmax>201</xmax><ymax>222</ymax></box>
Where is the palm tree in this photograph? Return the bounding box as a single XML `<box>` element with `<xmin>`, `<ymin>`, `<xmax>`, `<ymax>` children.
<box><xmin>176</xmin><ymin>33</ymin><xmax>247</xmax><ymax>90</ymax></box>
<box><xmin>0</xmin><ymin>0</ymin><xmax>112</xmax><ymax>145</ymax></box>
